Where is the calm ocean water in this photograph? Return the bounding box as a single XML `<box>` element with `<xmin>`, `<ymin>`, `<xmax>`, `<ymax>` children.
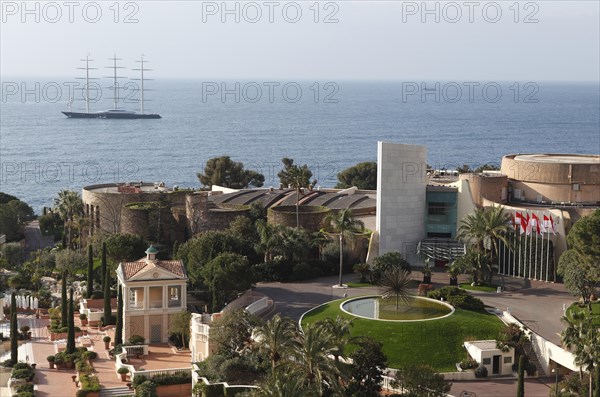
<box><xmin>1</xmin><ymin>79</ymin><xmax>599</xmax><ymax>212</ymax></box>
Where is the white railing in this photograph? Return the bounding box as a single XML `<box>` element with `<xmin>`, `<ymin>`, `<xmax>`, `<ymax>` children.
<box><xmin>245</xmin><ymin>297</ymin><xmax>269</xmax><ymax>315</ymax></box>
<box><xmin>381</xmin><ymin>375</ymin><xmax>403</xmax><ymax>393</ymax></box>
<box><xmin>193</xmin><ymin>374</ymin><xmax>258</xmax><ymax>392</ymax></box>
<box><xmin>122</xmin><ymin>344</ymin><xmax>149</xmax><ymax>357</ymax></box>
<box><xmin>115</xmin><ymin>351</ymin><xmax>136</xmax><ymax>379</ymax></box>
<box><xmin>131</xmin><ymin>367</ymin><xmax>192</xmax><ymax>379</ymax></box>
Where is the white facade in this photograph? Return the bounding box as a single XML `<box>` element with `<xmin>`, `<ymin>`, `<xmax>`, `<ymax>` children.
<box><xmin>116</xmin><ymin>248</ymin><xmax>188</xmax><ymax>344</ymax></box>
<box><xmin>376</xmin><ymin>142</ymin><xmax>427</xmax><ymax>263</ymax></box>
<box><xmin>464</xmin><ymin>340</ymin><xmax>514</xmax><ymax>375</ymax></box>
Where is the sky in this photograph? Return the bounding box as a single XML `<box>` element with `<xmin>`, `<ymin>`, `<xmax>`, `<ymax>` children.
<box><xmin>1</xmin><ymin>0</ymin><xmax>599</xmax><ymax>81</ymax></box>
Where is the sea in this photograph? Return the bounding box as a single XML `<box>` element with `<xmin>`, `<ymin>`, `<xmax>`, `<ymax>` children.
<box><xmin>1</xmin><ymin>79</ymin><xmax>599</xmax><ymax>213</ymax></box>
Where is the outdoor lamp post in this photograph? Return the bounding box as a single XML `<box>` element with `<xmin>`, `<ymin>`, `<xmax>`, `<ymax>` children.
<box><xmin>552</xmin><ymin>368</ymin><xmax>559</xmax><ymax>397</ymax></box>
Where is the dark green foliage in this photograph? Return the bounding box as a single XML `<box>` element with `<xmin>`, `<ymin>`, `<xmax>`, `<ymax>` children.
<box><xmin>473</xmin><ymin>163</ymin><xmax>500</xmax><ymax>173</ymax></box>
<box><xmin>10</xmin><ymin>294</ymin><xmax>18</xmax><ymax>364</ymax></box>
<box><xmin>335</xmin><ymin>161</ymin><xmax>377</xmax><ymax>190</ymax></box>
<box><xmin>135</xmin><ymin>380</ymin><xmax>158</xmax><ymax>397</ymax></box>
<box><xmin>516</xmin><ymin>355</ymin><xmax>525</xmax><ymax>397</ymax></box>
<box><xmin>347</xmin><ymin>337</ymin><xmax>387</xmax><ymax>397</ymax></box>
<box><xmin>38</xmin><ymin>211</ymin><xmax>63</xmax><ymax>242</ymax></box>
<box><xmin>474</xmin><ymin>364</ymin><xmax>488</xmax><ymax>378</ymax></box>
<box><xmin>61</xmin><ymin>271</ymin><xmax>68</xmax><ymax>327</ymax></box>
<box><xmin>79</xmin><ymin>374</ymin><xmax>101</xmax><ymax>392</ymax></box>
<box><xmin>427</xmin><ymin>287</ymin><xmax>485</xmax><ymax>311</ymax></box>
<box><xmin>594</xmin><ymin>365</ymin><xmax>600</xmax><ymax>397</ymax></box>
<box><xmin>101</xmin><ymin>242</ymin><xmax>107</xmax><ymax>283</ymax></box>
<box><xmin>197</xmin><ymin>156</ymin><xmax>265</xmax><ymax>189</ymax></box>
<box><xmin>277</xmin><ymin>157</ymin><xmax>316</xmax><ymax>187</ymax></box>
<box><xmin>105</xmin><ymin>233</ymin><xmax>147</xmax><ymax>265</ymax></box>
<box><xmin>0</xmin><ymin>195</ymin><xmax>34</xmax><ymax>241</ymax></box>
<box><xmin>129</xmin><ymin>334</ymin><xmax>145</xmax><ymax>345</ymax></box>
<box><xmin>149</xmin><ymin>371</ymin><xmax>191</xmax><ymax>385</ymax></box>
<box><xmin>103</xmin><ymin>268</ymin><xmax>114</xmax><ymax>325</ymax></box>
<box><xmin>0</xmin><ymin>243</ymin><xmax>23</xmax><ymax>269</ymax></box>
<box><xmin>10</xmin><ymin>368</ymin><xmax>35</xmax><ymax>381</ymax></box>
<box><xmin>201</xmin><ymin>253</ymin><xmax>254</xmax><ymax>312</ymax></box>
<box><xmin>199</xmin><ymin>383</ymin><xmax>225</xmax><ymax>397</ymax></box>
<box><xmin>86</xmin><ymin>244</ymin><xmax>94</xmax><ymax>298</ymax></box>
<box><xmin>394</xmin><ymin>365</ymin><xmax>452</xmax><ymax>397</ymax></box>
<box><xmin>115</xmin><ymin>285</ymin><xmax>123</xmax><ymax>346</ymax></box>
<box><xmin>66</xmin><ymin>288</ymin><xmax>76</xmax><ymax>354</ymax></box>
<box><xmin>370</xmin><ymin>251</ymin><xmax>411</xmax><ymax>284</ymax></box>
<box><xmin>459</xmin><ymin>357</ymin><xmax>478</xmax><ymax>370</ymax></box>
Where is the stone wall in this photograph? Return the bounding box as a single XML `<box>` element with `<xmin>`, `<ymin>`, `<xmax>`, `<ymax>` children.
<box><xmin>267</xmin><ymin>205</ymin><xmax>330</xmax><ymax>232</ymax></box>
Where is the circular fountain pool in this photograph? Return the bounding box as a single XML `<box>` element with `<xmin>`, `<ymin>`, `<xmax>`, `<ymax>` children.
<box><xmin>340</xmin><ymin>295</ymin><xmax>454</xmax><ymax>322</ymax></box>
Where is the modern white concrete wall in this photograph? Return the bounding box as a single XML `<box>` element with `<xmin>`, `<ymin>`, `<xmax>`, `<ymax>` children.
<box><xmin>376</xmin><ymin>142</ymin><xmax>427</xmax><ymax>263</ymax></box>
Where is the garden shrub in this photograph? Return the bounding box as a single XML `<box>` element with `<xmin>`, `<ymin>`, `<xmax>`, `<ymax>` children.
<box><xmin>427</xmin><ymin>287</ymin><xmax>485</xmax><ymax>311</ymax></box>
<box><xmin>11</xmin><ymin>368</ymin><xmax>35</xmax><ymax>381</ymax></box>
<box><xmin>79</xmin><ymin>374</ymin><xmax>101</xmax><ymax>392</ymax></box>
<box><xmin>151</xmin><ymin>370</ymin><xmax>192</xmax><ymax>385</ymax></box>
<box><xmin>459</xmin><ymin>357</ymin><xmax>478</xmax><ymax>370</ymax></box>
<box><xmin>129</xmin><ymin>334</ymin><xmax>145</xmax><ymax>345</ymax></box>
<box><xmin>474</xmin><ymin>364</ymin><xmax>488</xmax><ymax>378</ymax></box>
<box><xmin>201</xmin><ymin>383</ymin><xmax>226</xmax><ymax>397</ymax></box>
<box><xmin>135</xmin><ymin>380</ymin><xmax>158</xmax><ymax>397</ymax></box>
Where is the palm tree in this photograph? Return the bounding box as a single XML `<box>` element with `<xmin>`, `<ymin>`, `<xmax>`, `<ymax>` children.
<box><xmin>252</xmin><ymin>368</ymin><xmax>313</xmax><ymax>397</ymax></box>
<box><xmin>287</xmin><ymin>323</ymin><xmax>343</xmax><ymax>395</ymax></box>
<box><xmin>561</xmin><ymin>310</ymin><xmax>600</xmax><ymax>396</ymax></box>
<box><xmin>54</xmin><ymin>190</ymin><xmax>83</xmax><ymax>248</ymax></box>
<box><xmin>454</xmin><ymin>246</ymin><xmax>488</xmax><ymax>285</ymax></box>
<box><xmin>286</xmin><ymin>166</ymin><xmax>312</xmax><ymax>228</ymax></box>
<box><xmin>319</xmin><ymin>316</ymin><xmax>353</xmax><ymax>363</ymax></box>
<box><xmin>458</xmin><ymin>206</ymin><xmax>513</xmax><ymax>283</ymax></box>
<box><xmin>323</xmin><ymin>209</ymin><xmax>365</xmax><ymax>287</ymax></box>
<box><xmin>378</xmin><ymin>267</ymin><xmax>413</xmax><ymax>311</ymax></box>
<box><xmin>255</xmin><ymin>220</ymin><xmax>284</xmax><ymax>263</ymax></box>
<box><xmin>255</xmin><ymin>314</ymin><xmax>297</xmax><ymax>371</ymax></box>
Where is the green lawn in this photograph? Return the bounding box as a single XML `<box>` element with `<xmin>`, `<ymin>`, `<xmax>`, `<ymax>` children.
<box><xmin>459</xmin><ymin>283</ymin><xmax>499</xmax><ymax>293</ymax></box>
<box><xmin>301</xmin><ymin>298</ymin><xmax>504</xmax><ymax>371</ymax></box>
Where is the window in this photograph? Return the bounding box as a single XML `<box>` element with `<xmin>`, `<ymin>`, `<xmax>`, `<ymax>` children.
<box><xmin>482</xmin><ymin>358</ymin><xmax>491</xmax><ymax>365</ymax></box>
<box><xmin>428</xmin><ymin>202</ymin><xmax>449</xmax><ymax>216</ymax></box>
<box><xmin>503</xmin><ymin>356</ymin><xmax>512</xmax><ymax>364</ymax></box>
<box><xmin>169</xmin><ymin>285</ymin><xmax>182</xmax><ymax>308</ymax></box>
<box><xmin>129</xmin><ymin>287</ymin><xmax>144</xmax><ymax>309</ymax></box>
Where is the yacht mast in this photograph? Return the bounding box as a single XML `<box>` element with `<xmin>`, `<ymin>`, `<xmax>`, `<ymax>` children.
<box><xmin>132</xmin><ymin>54</ymin><xmax>153</xmax><ymax>114</ymax></box>
<box><xmin>106</xmin><ymin>53</ymin><xmax>126</xmax><ymax>110</ymax></box>
<box><xmin>76</xmin><ymin>54</ymin><xmax>97</xmax><ymax>113</ymax></box>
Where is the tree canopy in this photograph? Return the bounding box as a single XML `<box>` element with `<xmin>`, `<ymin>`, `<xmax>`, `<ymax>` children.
<box><xmin>104</xmin><ymin>233</ymin><xmax>147</xmax><ymax>266</ymax></box>
<box><xmin>335</xmin><ymin>161</ymin><xmax>377</xmax><ymax>190</ymax></box>
<box><xmin>0</xmin><ymin>194</ymin><xmax>34</xmax><ymax>241</ymax></box>
<box><xmin>558</xmin><ymin>209</ymin><xmax>600</xmax><ymax>303</ymax></box>
<box><xmin>197</xmin><ymin>156</ymin><xmax>265</xmax><ymax>189</ymax></box>
<box><xmin>277</xmin><ymin>158</ymin><xmax>316</xmax><ymax>188</ymax></box>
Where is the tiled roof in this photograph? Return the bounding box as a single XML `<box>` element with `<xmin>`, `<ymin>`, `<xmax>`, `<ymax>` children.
<box><xmin>121</xmin><ymin>259</ymin><xmax>186</xmax><ymax>280</ymax></box>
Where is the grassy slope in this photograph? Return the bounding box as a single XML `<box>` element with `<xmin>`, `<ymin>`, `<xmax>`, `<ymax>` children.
<box><xmin>301</xmin><ymin>299</ymin><xmax>504</xmax><ymax>371</ymax></box>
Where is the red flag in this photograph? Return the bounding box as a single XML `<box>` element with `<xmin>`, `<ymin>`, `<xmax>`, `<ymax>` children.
<box><xmin>525</xmin><ymin>212</ymin><xmax>532</xmax><ymax>235</ymax></box>
<box><xmin>515</xmin><ymin>212</ymin><xmax>527</xmax><ymax>234</ymax></box>
<box><xmin>549</xmin><ymin>215</ymin><xmax>556</xmax><ymax>234</ymax></box>
<box><xmin>531</xmin><ymin>213</ymin><xmax>541</xmax><ymax>235</ymax></box>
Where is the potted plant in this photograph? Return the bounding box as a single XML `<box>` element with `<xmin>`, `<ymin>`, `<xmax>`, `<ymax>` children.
<box><xmin>421</xmin><ymin>258</ymin><xmax>432</xmax><ymax>284</ymax></box>
<box><xmin>47</xmin><ymin>355</ymin><xmax>55</xmax><ymax>369</ymax></box>
<box><xmin>447</xmin><ymin>260</ymin><xmax>463</xmax><ymax>286</ymax></box>
<box><xmin>20</xmin><ymin>325</ymin><xmax>31</xmax><ymax>340</ymax></box>
<box><xmin>54</xmin><ymin>355</ymin><xmax>65</xmax><ymax>369</ymax></box>
<box><xmin>79</xmin><ymin>313</ymin><xmax>88</xmax><ymax>326</ymax></box>
<box><xmin>103</xmin><ymin>336</ymin><xmax>111</xmax><ymax>350</ymax></box>
<box><xmin>117</xmin><ymin>367</ymin><xmax>129</xmax><ymax>381</ymax></box>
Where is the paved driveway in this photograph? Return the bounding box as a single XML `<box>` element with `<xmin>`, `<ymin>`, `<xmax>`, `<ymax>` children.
<box><xmin>23</xmin><ymin>220</ymin><xmax>55</xmax><ymax>258</ymax></box>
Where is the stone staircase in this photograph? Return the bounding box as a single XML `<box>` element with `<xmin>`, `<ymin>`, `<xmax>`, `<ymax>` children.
<box><xmin>524</xmin><ymin>340</ymin><xmax>546</xmax><ymax>376</ymax></box>
<box><xmin>99</xmin><ymin>386</ymin><xmax>134</xmax><ymax>397</ymax></box>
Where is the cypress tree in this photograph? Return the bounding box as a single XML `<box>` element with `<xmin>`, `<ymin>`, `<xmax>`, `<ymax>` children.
<box><xmin>517</xmin><ymin>355</ymin><xmax>525</xmax><ymax>397</ymax></box>
<box><xmin>594</xmin><ymin>365</ymin><xmax>600</xmax><ymax>397</ymax></box>
<box><xmin>101</xmin><ymin>242</ymin><xmax>107</xmax><ymax>287</ymax></box>
<box><xmin>61</xmin><ymin>271</ymin><xmax>68</xmax><ymax>327</ymax></box>
<box><xmin>87</xmin><ymin>244</ymin><xmax>94</xmax><ymax>298</ymax></box>
<box><xmin>10</xmin><ymin>294</ymin><xmax>18</xmax><ymax>364</ymax></box>
<box><xmin>66</xmin><ymin>288</ymin><xmax>75</xmax><ymax>354</ymax></box>
<box><xmin>103</xmin><ymin>268</ymin><xmax>113</xmax><ymax>325</ymax></box>
<box><xmin>114</xmin><ymin>285</ymin><xmax>123</xmax><ymax>346</ymax></box>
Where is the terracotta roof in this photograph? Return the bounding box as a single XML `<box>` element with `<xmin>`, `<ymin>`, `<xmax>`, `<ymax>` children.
<box><xmin>121</xmin><ymin>259</ymin><xmax>186</xmax><ymax>280</ymax></box>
